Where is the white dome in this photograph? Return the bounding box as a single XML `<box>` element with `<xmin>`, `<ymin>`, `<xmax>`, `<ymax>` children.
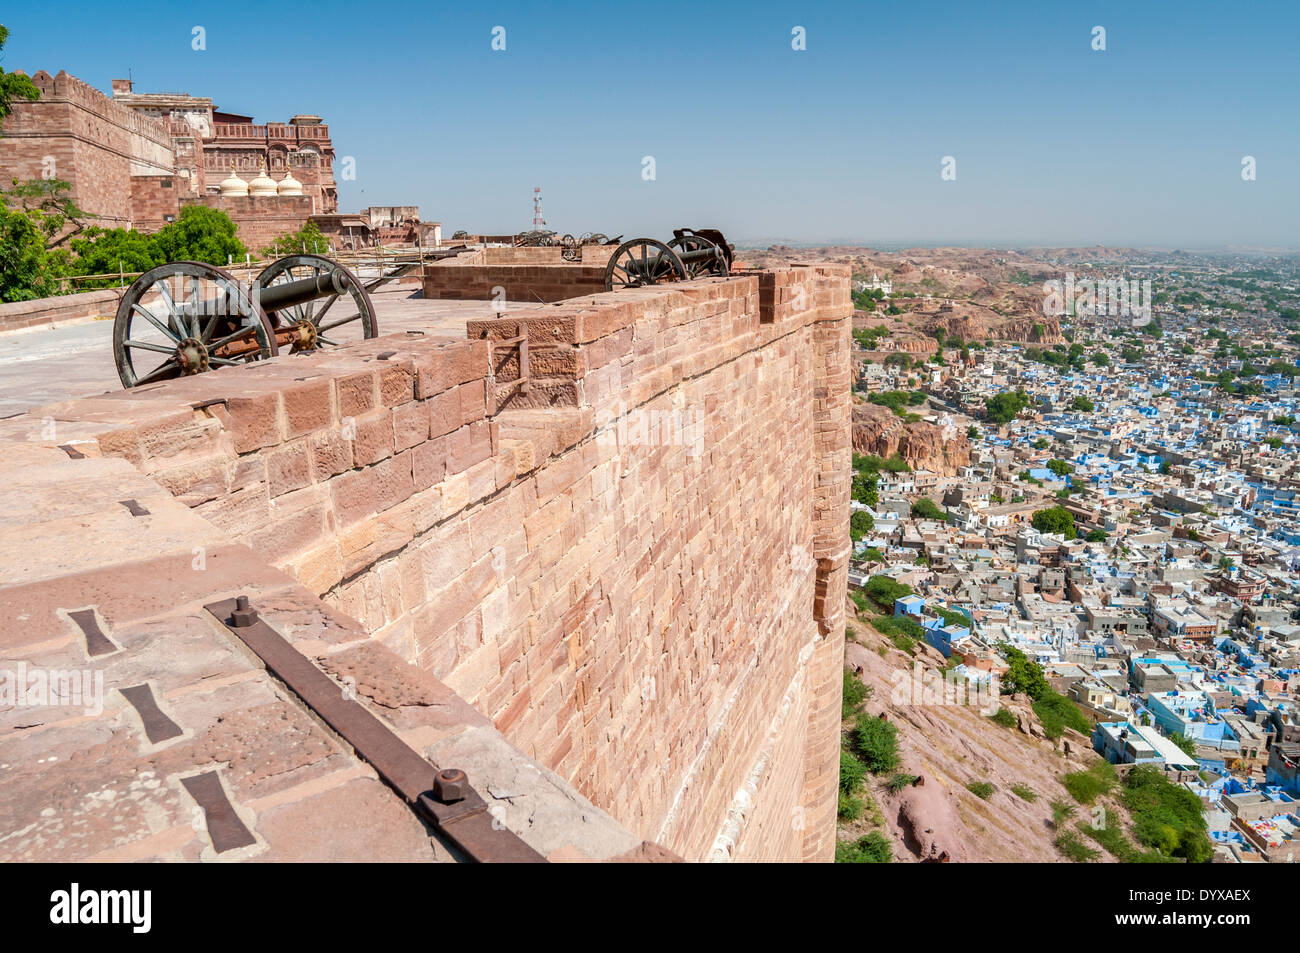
<box><xmin>277</xmin><ymin>169</ymin><xmax>303</xmax><ymax>196</ymax></box>
<box><xmin>248</xmin><ymin>162</ymin><xmax>278</xmax><ymax>197</ymax></box>
<box><xmin>219</xmin><ymin>164</ymin><xmax>248</xmax><ymax>197</ymax></box>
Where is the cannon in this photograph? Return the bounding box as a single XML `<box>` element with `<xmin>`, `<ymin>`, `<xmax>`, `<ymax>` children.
<box><xmin>559</xmin><ymin>234</ymin><xmax>582</xmax><ymax>262</ymax></box>
<box><xmin>112</xmin><ymin>254</ymin><xmax>377</xmax><ymax>388</ymax></box>
<box><xmin>514</xmin><ymin>229</ymin><xmax>557</xmax><ymax>247</ymax></box>
<box><xmin>603</xmin><ymin>227</ymin><xmax>734</xmax><ymax>291</ymax></box>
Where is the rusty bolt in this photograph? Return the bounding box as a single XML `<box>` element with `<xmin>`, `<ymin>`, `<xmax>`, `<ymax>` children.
<box><xmin>433</xmin><ymin>767</ymin><xmax>467</xmax><ymax>803</ymax></box>
<box><xmin>231</xmin><ymin>595</ymin><xmax>259</xmax><ymax>628</ymax></box>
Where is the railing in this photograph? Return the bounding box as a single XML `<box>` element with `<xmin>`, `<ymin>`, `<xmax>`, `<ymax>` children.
<box><xmin>211</xmin><ymin>123</ymin><xmax>331</xmax><ymax>140</ymax></box>
<box><xmin>51</xmin><ymin>241</ymin><xmax>461</xmax><ymax>291</ymax></box>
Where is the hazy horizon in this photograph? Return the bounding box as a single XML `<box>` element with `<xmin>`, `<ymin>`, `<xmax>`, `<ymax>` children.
<box><xmin>731</xmin><ymin>239</ymin><xmax>1300</xmax><ymax>254</ymax></box>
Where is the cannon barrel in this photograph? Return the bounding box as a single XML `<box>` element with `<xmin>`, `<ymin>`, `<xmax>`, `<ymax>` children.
<box><xmin>677</xmin><ymin>247</ymin><xmax>724</xmax><ymax>264</ymax></box>
<box><xmin>257</xmin><ymin>268</ymin><xmax>347</xmax><ymax>313</ymax></box>
<box><xmin>625</xmin><ymin>247</ymin><xmax>722</xmax><ymax>279</ymax></box>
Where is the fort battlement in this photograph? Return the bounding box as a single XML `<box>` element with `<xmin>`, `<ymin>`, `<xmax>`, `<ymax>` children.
<box><xmin>0</xmin><ymin>70</ymin><xmax>339</xmax><ymax>234</ymax></box>
<box><xmin>0</xmin><ymin>265</ymin><xmax>851</xmax><ymax>861</ymax></box>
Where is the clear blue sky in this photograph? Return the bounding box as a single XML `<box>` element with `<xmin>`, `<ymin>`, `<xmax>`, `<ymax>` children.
<box><xmin>4</xmin><ymin>1</ymin><xmax>1298</xmax><ymax>247</ymax></box>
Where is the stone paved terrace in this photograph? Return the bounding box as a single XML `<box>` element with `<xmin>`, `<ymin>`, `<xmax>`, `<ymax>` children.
<box><xmin>0</xmin><ymin>264</ymin><xmax>852</xmax><ymax>862</ymax></box>
<box><xmin>0</xmin><ymin>281</ymin><xmax>532</xmax><ymax>417</ymax></box>
<box><xmin>0</xmin><ymin>439</ymin><xmax>657</xmax><ymax>862</ymax></box>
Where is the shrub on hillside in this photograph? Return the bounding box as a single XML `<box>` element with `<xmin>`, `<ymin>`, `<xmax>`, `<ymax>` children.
<box><xmin>1032</xmin><ymin>691</ymin><xmax>1092</xmax><ymax>739</ymax></box>
<box><xmin>842</xmin><ymin>668</ymin><xmax>871</xmax><ymax>719</ymax></box>
<box><xmin>839</xmin><ymin>749</ymin><xmax>867</xmax><ymax>796</ymax></box>
<box><xmin>835</xmin><ymin>831</ymin><xmax>892</xmax><ymax>863</ymax></box>
<box><xmin>1123</xmin><ymin>766</ymin><xmax>1212</xmax><ymax>863</ymax></box>
<box><xmin>851</xmin><ymin>714</ymin><xmax>900</xmax><ymax>774</ymax></box>
<box><xmin>1063</xmin><ymin>760</ymin><xmax>1118</xmax><ymax>804</ymax></box>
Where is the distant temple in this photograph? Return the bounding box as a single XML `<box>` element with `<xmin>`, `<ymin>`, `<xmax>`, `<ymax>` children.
<box><xmin>855</xmin><ymin>273</ymin><xmax>893</xmax><ymax>295</ymax></box>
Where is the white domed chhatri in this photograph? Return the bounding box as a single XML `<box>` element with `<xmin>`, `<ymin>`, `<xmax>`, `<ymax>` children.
<box><xmin>247</xmin><ymin>162</ymin><xmax>278</xmax><ymax>197</ymax></box>
<box><xmin>277</xmin><ymin>168</ymin><xmax>303</xmax><ymax>196</ymax></box>
<box><xmin>219</xmin><ymin>163</ymin><xmax>248</xmax><ymax>197</ymax></box>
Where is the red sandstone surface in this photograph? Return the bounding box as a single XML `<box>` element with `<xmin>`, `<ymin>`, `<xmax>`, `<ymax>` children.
<box><xmin>0</xmin><ymin>264</ymin><xmax>855</xmax><ymax>862</ymax></box>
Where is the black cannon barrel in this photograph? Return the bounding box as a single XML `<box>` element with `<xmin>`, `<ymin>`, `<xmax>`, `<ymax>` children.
<box><xmin>677</xmin><ymin>247</ymin><xmax>723</xmax><ymax>263</ymax></box>
<box><xmin>257</xmin><ymin>269</ymin><xmax>347</xmax><ymax>313</ymax></box>
<box><xmin>628</xmin><ymin>246</ymin><xmax>720</xmax><ymax>276</ymax></box>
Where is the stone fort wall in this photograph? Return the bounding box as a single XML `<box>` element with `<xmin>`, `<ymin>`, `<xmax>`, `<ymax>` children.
<box><xmin>0</xmin><ymin>70</ymin><xmax>174</xmax><ymax>227</ymax></box>
<box><xmin>0</xmin><ymin>71</ymin><xmax>335</xmax><ymax>243</ymax></box>
<box><xmin>28</xmin><ymin>266</ymin><xmax>851</xmax><ymax>861</ymax></box>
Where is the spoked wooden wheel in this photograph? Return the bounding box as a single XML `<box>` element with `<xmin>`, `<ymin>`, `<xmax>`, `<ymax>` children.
<box><xmin>113</xmin><ymin>261</ymin><xmax>277</xmax><ymax>388</ymax></box>
<box><xmin>255</xmin><ymin>254</ymin><xmax>378</xmax><ymax>352</ymax></box>
<box><xmin>667</xmin><ymin>234</ymin><xmax>729</xmax><ymax>278</ymax></box>
<box><xmin>603</xmin><ymin>238</ymin><xmax>688</xmax><ymax>291</ymax></box>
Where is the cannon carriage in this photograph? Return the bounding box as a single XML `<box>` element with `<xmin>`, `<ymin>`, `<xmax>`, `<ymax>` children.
<box><xmin>603</xmin><ymin>227</ymin><xmax>734</xmax><ymax>291</ymax></box>
<box><xmin>112</xmin><ymin>254</ymin><xmax>379</xmax><ymax>388</ymax></box>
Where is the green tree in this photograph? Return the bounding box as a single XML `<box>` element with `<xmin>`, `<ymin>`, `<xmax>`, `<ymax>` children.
<box><xmin>1085</xmin><ymin>529</ymin><xmax>1107</xmax><ymax>542</ymax></box>
<box><xmin>0</xmin><ymin>26</ymin><xmax>41</xmax><ymax>130</ymax></box>
<box><xmin>985</xmin><ymin>389</ymin><xmax>1031</xmax><ymax>423</ymax></box>
<box><xmin>850</xmin><ymin>509</ymin><xmax>874</xmax><ymax>541</ymax></box>
<box><xmin>67</xmin><ymin>226</ymin><xmax>163</xmax><ymax>283</ymax></box>
<box><xmin>999</xmin><ymin>645</ymin><xmax>1050</xmax><ymax>699</ymax></box>
<box><xmin>1047</xmin><ymin>458</ymin><xmax>1074</xmax><ymax>477</ymax></box>
<box><xmin>0</xmin><ymin>178</ymin><xmax>88</xmax><ymax>300</ymax></box>
<box><xmin>261</xmin><ymin>218</ymin><xmax>333</xmax><ymax>258</ymax></box>
<box><xmin>0</xmin><ymin>206</ymin><xmax>61</xmax><ymax>301</ymax></box>
<box><xmin>2</xmin><ymin>178</ymin><xmax>89</xmax><ymax>248</ymax></box>
<box><xmin>150</xmin><ymin>206</ymin><xmax>246</xmax><ymax>264</ymax></box>
<box><xmin>1031</xmin><ymin>505</ymin><xmax>1077</xmax><ymax>539</ymax></box>
<box><xmin>910</xmin><ymin>498</ymin><xmax>944</xmax><ymax>520</ymax></box>
<box><xmin>1070</xmin><ymin>396</ymin><xmax>1094</xmax><ymax>412</ymax></box>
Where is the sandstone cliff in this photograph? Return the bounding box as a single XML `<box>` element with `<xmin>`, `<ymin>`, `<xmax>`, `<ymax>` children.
<box><xmin>927</xmin><ymin>309</ymin><xmax>1063</xmax><ymax>345</ymax></box>
<box><xmin>851</xmin><ymin>401</ymin><xmax>970</xmax><ymax>476</ymax></box>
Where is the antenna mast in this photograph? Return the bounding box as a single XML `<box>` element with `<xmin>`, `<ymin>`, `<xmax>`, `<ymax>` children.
<box><xmin>532</xmin><ymin>186</ymin><xmax>545</xmax><ymax>229</ymax></box>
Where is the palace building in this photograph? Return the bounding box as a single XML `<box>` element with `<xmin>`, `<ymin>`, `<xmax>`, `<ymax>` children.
<box><xmin>0</xmin><ymin>71</ymin><xmax>394</xmax><ymax>251</ymax></box>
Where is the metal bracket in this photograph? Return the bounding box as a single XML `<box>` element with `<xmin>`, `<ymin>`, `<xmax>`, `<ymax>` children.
<box><xmin>204</xmin><ymin>596</ymin><xmax>545</xmax><ymax>863</ymax></box>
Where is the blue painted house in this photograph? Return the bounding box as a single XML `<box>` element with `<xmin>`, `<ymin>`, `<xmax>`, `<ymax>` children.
<box><xmin>894</xmin><ymin>595</ymin><xmax>925</xmax><ymax>618</ymax></box>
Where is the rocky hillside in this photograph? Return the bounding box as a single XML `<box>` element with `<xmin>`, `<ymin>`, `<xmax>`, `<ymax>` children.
<box><xmin>851</xmin><ymin>401</ymin><xmax>970</xmax><ymax>476</ymax></box>
<box><xmin>839</xmin><ymin>608</ymin><xmax>1114</xmax><ymax>863</ymax></box>
<box><xmin>742</xmin><ymin>245</ymin><xmax>1065</xmax><ymax>344</ymax></box>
